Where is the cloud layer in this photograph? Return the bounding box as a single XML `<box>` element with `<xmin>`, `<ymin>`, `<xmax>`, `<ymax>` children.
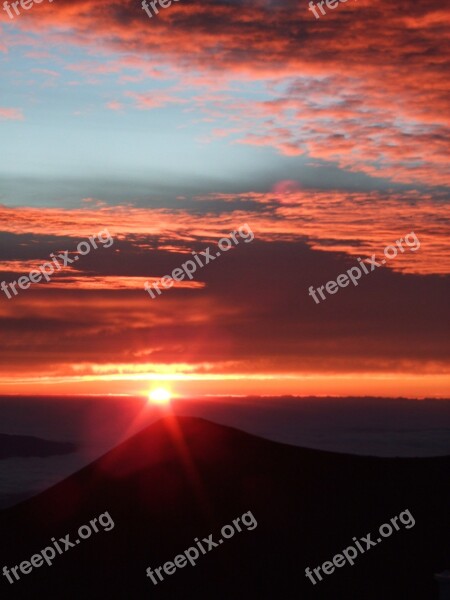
<box><xmin>3</xmin><ymin>0</ymin><xmax>449</xmax><ymax>185</ymax></box>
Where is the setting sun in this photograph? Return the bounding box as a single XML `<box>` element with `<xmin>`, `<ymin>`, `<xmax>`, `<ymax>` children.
<box><xmin>148</xmin><ymin>387</ymin><xmax>172</xmax><ymax>405</ymax></box>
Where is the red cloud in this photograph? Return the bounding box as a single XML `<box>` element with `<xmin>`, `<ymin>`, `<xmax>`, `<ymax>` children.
<box><xmin>4</xmin><ymin>0</ymin><xmax>449</xmax><ymax>185</ymax></box>
<box><xmin>0</xmin><ymin>189</ymin><xmax>448</xmax><ymax>275</ymax></box>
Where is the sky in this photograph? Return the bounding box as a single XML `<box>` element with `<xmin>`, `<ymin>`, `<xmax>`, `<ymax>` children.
<box><xmin>0</xmin><ymin>0</ymin><xmax>449</xmax><ymax>398</ymax></box>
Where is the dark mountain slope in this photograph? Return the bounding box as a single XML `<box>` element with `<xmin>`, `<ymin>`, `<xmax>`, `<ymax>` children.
<box><xmin>0</xmin><ymin>416</ymin><xmax>448</xmax><ymax>599</ymax></box>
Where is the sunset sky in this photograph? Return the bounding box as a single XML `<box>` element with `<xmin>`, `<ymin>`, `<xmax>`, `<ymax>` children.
<box><xmin>0</xmin><ymin>0</ymin><xmax>449</xmax><ymax>398</ymax></box>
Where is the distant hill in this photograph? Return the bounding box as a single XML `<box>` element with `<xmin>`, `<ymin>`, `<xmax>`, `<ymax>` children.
<box><xmin>0</xmin><ymin>417</ymin><xmax>448</xmax><ymax>599</ymax></box>
<box><xmin>0</xmin><ymin>433</ymin><xmax>77</xmax><ymax>459</ymax></box>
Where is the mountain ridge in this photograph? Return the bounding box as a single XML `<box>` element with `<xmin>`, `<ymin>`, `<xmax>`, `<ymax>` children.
<box><xmin>0</xmin><ymin>416</ymin><xmax>448</xmax><ymax>599</ymax></box>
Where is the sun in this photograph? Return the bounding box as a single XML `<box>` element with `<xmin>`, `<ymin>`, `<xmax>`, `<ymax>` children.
<box><xmin>148</xmin><ymin>387</ymin><xmax>172</xmax><ymax>405</ymax></box>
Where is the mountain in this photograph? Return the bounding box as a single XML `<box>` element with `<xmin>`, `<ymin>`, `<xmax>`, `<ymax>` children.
<box><xmin>0</xmin><ymin>433</ymin><xmax>77</xmax><ymax>459</ymax></box>
<box><xmin>0</xmin><ymin>416</ymin><xmax>448</xmax><ymax>599</ymax></box>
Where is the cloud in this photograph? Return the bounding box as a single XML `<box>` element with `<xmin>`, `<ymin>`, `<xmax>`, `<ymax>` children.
<box><xmin>0</xmin><ymin>193</ymin><xmax>447</xmax><ymax>390</ymax></box>
<box><xmin>5</xmin><ymin>0</ymin><xmax>449</xmax><ymax>185</ymax></box>
<box><xmin>2</xmin><ymin>184</ymin><xmax>447</xmax><ymax>275</ymax></box>
<box><xmin>106</xmin><ymin>101</ymin><xmax>124</xmax><ymax>111</ymax></box>
<box><xmin>125</xmin><ymin>91</ymin><xmax>186</xmax><ymax>110</ymax></box>
<box><xmin>0</xmin><ymin>238</ymin><xmax>447</xmax><ymax>390</ymax></box>
<box><xmin>1</xmin><ymin>0</ymin><xmax>449</xmax><ymax>395</ymax></box>
<box><xmin>0</xmin><ymin>107</ymin><xmax>23</xmax><ymax>120</ymax></box>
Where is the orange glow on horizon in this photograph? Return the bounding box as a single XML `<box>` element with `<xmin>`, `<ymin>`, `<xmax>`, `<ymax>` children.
<box><xmin>0</xmin><ymin>372</ymin><xmax>448</xmax><ymax>399</ymax></box>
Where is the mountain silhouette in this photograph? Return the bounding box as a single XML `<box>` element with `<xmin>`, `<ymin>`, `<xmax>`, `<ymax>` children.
<box><xmin>0</xmin><ymin>434</ymin><xmax>76</xmax><ymax>459</ymax></box>
<box><xmin>0</xmin><ymin>416</ymin><xmax>448</xmax><ymax>599</ymax></box>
